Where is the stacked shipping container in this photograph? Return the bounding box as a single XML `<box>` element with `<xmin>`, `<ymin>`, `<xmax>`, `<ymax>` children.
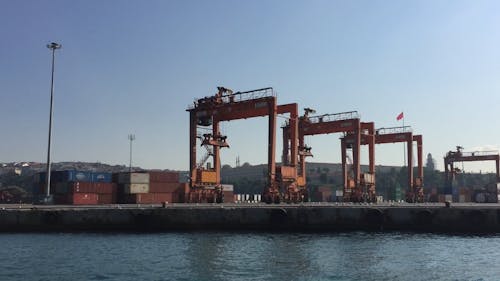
<box><xmin>115</xmin><ymin>172</ymin><xmax>150</xmax><ymax>204</ymax></box>
<box><xmin>34</xmin><ymin>170</ymin><xmax>116</xmax><ymax>205</ymax></box>
<box><xmin>115</xmin><ymin>171</ymin><xmax>183</xmax><ymax>204</ymax></box>
<box><xmin>34</xmin><ymin>170</ymin><xmax>234</xmax><ymax>204</ymax></box>
<box><xmin>147</xmin><ymin>171</ymin><xmax>182</xmax><ymax>203</ymax></box>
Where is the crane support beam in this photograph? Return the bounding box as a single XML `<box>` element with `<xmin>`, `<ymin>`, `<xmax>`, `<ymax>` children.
<box><xmin>277</xmin><ymin>103</ymin><xmax>298</xmax><ymax>167</ymax></box>
<box><xmin>301</xmin><ymin>119</ymin><xmax>359</xmax><ymax>136</ymax></box>
<box><xmin>445</xmin><ymin>155</ymin><xmax>499</xmax><ymax>162</ymax></box>
<box><xmin>276</xmin><ymin>103</ymin><xmax>305</xmax><ymax>202</ymax></box>
<box><xmin>189</xmin><ymin>110</ymin><xmax>198</xmax><ymax>184</ymax></box>
<box><xmin>413</xmin><ymin>135</ymin><xmax>423</xmax><ymax>182</ymax></box>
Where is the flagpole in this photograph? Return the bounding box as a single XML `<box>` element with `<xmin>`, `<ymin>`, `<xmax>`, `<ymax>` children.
<box><xmin>403</xmin><ymin>112</ymin><xmax>406</xmax><ymax>167</ymax></box>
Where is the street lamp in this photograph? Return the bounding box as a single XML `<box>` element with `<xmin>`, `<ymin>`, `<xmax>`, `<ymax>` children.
<box><xmin>45</xmin><ymin>42</ymin><xmax>62</xmax><ymax>203</ymax></box>
<box><xmin>128</xmin><ymin>134</ymin><xmax>135</xmax><ymax>172</ymax></box>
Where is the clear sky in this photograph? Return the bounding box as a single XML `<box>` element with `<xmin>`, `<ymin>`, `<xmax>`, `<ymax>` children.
<box><xmin>1</xmin><ymin>1</ymin><xmax>499</xmax><ymax>172</ymax></box>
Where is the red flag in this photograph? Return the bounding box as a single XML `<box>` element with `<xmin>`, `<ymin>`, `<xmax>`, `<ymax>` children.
<box><xmin>396</xmin><ymin>112</ymin><xmax>404</xmax><ymax>121</ymax></box>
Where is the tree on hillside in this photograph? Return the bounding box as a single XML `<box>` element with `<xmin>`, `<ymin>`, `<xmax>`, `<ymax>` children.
<box><xmin>423</xmin><ymin>153</ymin><xmax>443</xmax><ymax>189</ymax></box>
<box><xmin>426</xmin><ymin>153</ymin><xmax>436</xmax><ymax>171</ymax></box>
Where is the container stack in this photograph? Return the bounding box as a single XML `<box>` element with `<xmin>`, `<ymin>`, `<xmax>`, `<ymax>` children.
<box><xmin>472</xmin><ymin>183</ymin><xmax>499</xmax><ymax>203</ymax></box>
<box><xmin>115</xmin><ymin>172</ymin><xmax>150</xmax><ymax>203</ymax></box>
<box><xmin>148</xmin><ymin>171</ymin><xmax>182</xmax><ymax>203</ymax></box>
<box><xmin>34</xmin><ymin>170</ymin><xmax>116</xmax><ymax>205</ymax></box>
<box><xmin>115</xmin><ymin>171</ymin><xmax>183</xmax><ymax>204</ymax></box>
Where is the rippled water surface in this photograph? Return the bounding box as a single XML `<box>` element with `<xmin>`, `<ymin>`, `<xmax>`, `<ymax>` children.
<box><xmin>1</xmin><ymin>232</ymin><xmax>499</xmax><ymax>281</ymax></box>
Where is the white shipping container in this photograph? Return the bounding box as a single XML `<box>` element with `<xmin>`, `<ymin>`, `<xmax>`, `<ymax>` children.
<box><xmin>123</xmin><ymin>183</ymin><xmax>150</xmax><ymax>194</ymax></box>
<box><xmin>459</xmin><ymin>195</ymin><xmax>465</xmax><ymax>203</ymax></box>
<box><xmin>445</xmin><ymin>195</ymin><xmax>453</xmax><ymax>202</ymax></box>
<box><xmin>335</xmin><ymin>190</ymin><xmax>343</xmax><ymax>197</ymax></box>
<box><xmin>363</xmin><ymin>173</ymin><xmax>374</xmax><ymax>184</ymax></box>
<box><xmin>256</xmin><ymin>194</ymin><xmax>261</xmax><ymax>202</ymax></box>
<box><xmin>118</xmin><ymin>173</ymin><xmax>150</xmax><ymax>184</ymax></box>
<box><xmin>221</xmin><ymin>184</ymin><xmax>234</xmax><ymax>191</ymax></box>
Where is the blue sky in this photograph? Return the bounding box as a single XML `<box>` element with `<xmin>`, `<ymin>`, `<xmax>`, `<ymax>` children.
<box><xmin>1</xmin><ymin>1</ymin><xmax>499</xmax><ymax>172</ymax></box>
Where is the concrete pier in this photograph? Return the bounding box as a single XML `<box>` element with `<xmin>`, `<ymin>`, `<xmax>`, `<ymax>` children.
<box><xmin>0</xmin><ymin>203</ymin><xmax>499</xmax><ymax>233</ymax></box>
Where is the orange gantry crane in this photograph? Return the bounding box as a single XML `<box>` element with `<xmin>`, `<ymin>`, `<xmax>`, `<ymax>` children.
<box><xmin>340</xmin><ymin>122</ymin><xmax>376</xmax><ymax>202</ymax></box>
<box><xmin>444</xmin><ymin>146</ymin><xmax>500</xmax><ymax>196</ymax></box>
<box><xmin>275</xmin><ymin>103</ymin><xmax>301</xmax><ymax>203</ymax></box>
<box><xmin>282</xmin><ymin>110</ymin><xmax>376</xmax><ymax>202</ymax></box>
<box><xmin>187</xmin><ymin>87</ymin><xmax>281</xmax><ymax>203</ymax></box>
<box><xmin>342</xmin><ymin>126</ymin><xmax>424</xmax><ymax>202</ymax></box>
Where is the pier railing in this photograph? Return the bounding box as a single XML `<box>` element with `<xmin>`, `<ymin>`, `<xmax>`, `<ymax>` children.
<box><xmin>308</xmin><ymin>111</ymin><xmax>360</xmax><ymax>123</ymax></box>
<box><xmin>376</xmin><ymin>126</ymin><xmax>412</xmax><ymax>135</ymax></box>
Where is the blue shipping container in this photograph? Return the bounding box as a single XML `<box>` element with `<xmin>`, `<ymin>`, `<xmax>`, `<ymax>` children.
<box><xmin>35</xmin><ymin>170</ymin><xmax>111</xmax><ymax>183</ymax></box>
<box><xmin>91</xmin><ymin>172</ymin><xmax>112</xmax><ymax>183</ymax></box>
<box><xmin>52</xmin><ymin>170</ymin><xmax>92</xmax><ymax>182</ymax></box>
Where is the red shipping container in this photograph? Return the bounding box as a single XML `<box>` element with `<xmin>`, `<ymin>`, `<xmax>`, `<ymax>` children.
<box><xmin>68</xmin><ymin>193</ymin><xmax>99</xmax><ymax>205</ymax></box>
<box><xmin>149</xmin><ymin>182</ymin><xmax>181</xmax><ymax>193</ymax></box>
<box><xmin>149</xmin><ymin>171</ymin><xmax>179</xmax><ymax>183</ymax></box>
<box><xmin>70</xmin><ymin>182</ymin><xmax>96</xmax><ymax>193</ymax></box>
<box><xmin>121</xmin><ymin>193</ymin><xmax>178</xmax><ymax>204</ymax></box>
<box><xmin>65</xmin><ymin>182</ymin><xmax>117</xmax><ymax>194</ymax></box>
<box><xmin>97</xmin><ymin>194</ymin><xmax>116</xmax><ymax>204</ymax></box>
<box><xmin>95</xmin><ymin>183</ymin><xmax>116</xmax><ymax>194</ymax></box>
<box><xmin>152</xmin><ymin>193</ymin><xmax>174</xmax><ymax>203</ymax></box>
<box><xmin>122</xmin><ymin>193</ymin><xmax>155</xmax><ymax>204</ymax></box>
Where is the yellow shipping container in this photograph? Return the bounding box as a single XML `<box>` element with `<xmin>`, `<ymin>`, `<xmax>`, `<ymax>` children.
<box><xmin>198</xmin><ymin>170</ymin><xmax>217</xmax><ymax>184</ymax></box>
<box><xmin>297</xmin><ymin>176</ymin><xmax>305</xmax><ymax>186</ymax></box>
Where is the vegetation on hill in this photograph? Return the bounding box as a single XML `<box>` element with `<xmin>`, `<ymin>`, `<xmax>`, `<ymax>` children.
<box><xmin>223</xmin><ymin>154</ymin><xmax>497</xmax><ymax>200</ymax></box>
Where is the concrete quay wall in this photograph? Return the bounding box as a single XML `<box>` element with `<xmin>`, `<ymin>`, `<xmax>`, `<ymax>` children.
<box><xmin>0</xmin><ymin>203</ymin><xmax>499</xmax><ymax>233</ymax></box>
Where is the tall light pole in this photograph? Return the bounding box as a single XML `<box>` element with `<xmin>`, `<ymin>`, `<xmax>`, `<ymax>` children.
<box><xmin>45</xmin><ymin>42</ymin><xmax>62</xmax><ymax>203</ymax></box>
<box><xmin>128</xmin><ymin>134</ymin><xmax>135</xmax><ymax>172</ymax></box>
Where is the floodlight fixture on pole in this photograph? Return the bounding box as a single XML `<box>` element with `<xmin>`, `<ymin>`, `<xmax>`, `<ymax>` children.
<box><xmin>45</xmin><ymin>42</ymin><xmax>62</xmax><ymax>204</ymax></box>
<box><xmin>128</xmin><ymin>134</ymin><xmax>136</xmax><ymax>172</ymax></box>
